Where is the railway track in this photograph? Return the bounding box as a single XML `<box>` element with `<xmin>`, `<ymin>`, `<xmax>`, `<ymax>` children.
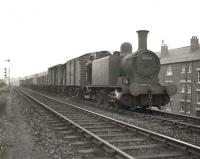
<box><xmin>136</xmin><ymin>108</ymin><xmax>200</xmax><ymax>132</ymax></box>
<box><xmin>78</xmin><ymin>97</ymin><xmax>200</xmax><ymax>147</ymax></box>
<box><xmin>17</xmin><ymin>87</ymin><xmax>200</xmax><ymax>159</ymax></box>
<box><xmin>48</xmin><ymin>89</ymin><xmax>200</xmax><ymax>133</ymax></box>
<box><xmin>22</xmin><ymin>88</ymin><xmax>200</xmax><ymax>147</ymax></box>
<box><xmin>70</xmin><ymin>95</ymin><xmax>200</xmax><ymax>133</ymax></box>
<box><xmin>71</xmin><ymin>97</ymin><xmax>200</xmax><ymax>133</ymax></box>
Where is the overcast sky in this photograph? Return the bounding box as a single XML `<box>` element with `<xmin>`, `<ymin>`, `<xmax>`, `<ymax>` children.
<box><xmin>0</xmin><ymin>0</ymin><xmax>200</xmax><ymax>78</ymax></box>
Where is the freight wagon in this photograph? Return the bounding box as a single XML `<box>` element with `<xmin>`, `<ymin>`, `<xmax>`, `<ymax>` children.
<box><xmin>47</xmin><ymin>51</ymin><xmax>111</xmax><ymax>93</ymax></box>
<box><xmin>20</xmin><ymin>72</ymin><xmax>48</xmax><ymax>88</ymax></box>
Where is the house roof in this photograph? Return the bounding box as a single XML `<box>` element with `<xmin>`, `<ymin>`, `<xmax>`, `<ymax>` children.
<box><xmin>158</xmin><ymin>46</ymin><xmax>200</xmax><ymax>64</ymax></box>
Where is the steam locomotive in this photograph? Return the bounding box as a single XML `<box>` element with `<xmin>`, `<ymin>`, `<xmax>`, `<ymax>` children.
<box><xmin>20</xmin><ymin>30</ymin><xmax>177</xmax><ymax>109</ymax></box>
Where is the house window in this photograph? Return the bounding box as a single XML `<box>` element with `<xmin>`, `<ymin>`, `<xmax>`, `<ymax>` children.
<box><xmin>187</xmin><ymin>102</ymin><xmax>191</xmax><ymax>114</ymax></box>
<box><xmin>180</xmin><ymin>101</ymin><xmax>184</xmax><ymax>112</ymax></box>
<box><xmin>188</xmin><ymin>64</ymin><xmax>192</xmax><ymax>73</ymax></box>
<box><xmin>182</xmin><ymin>63</ymin><xmax>192</xmax><ymax>73</ymax></box>
<box><xmin>181</xmin><ymin>64</ymin><xmax>186</xmax><ymax>73</ymax></box>
<box><xmin>165</xmin><ymin>80</ymin><xmax>173</xmax><ymax>83</ymax></box>
<box><xmin>197</xmin><ymin>91</ymin><xmax>200</xmax><ymax>104</ymax></box>
<box><xmin>181</xmin><ymin>84</ymin><xmax>185</xmax><ymax>93</ymax></box>
<box><xmin>187</xmin><ymin>83</ymin><xmax>191</xmax><ymax>93</ymax></box>
<box><xmin>198</xmin><ymin>71</ymin><xmax>200</xmax><ymax>83</ymax></box>
<box><xmin>167</xmin><ymin>65</ymin><xmax>172</xmax><ymax>76</ymax></box>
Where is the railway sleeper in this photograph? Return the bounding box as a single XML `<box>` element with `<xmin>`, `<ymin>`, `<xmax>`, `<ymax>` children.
<box><xmin>68</xmin><ymin>119</ymin><xmax>100</xmax><ymax>122</ymax></box>
<box><xmin>119</xmin><ymin>143</ymin><xmax>164</xmax><ymax>151</ymax></box>
<box><xmin>45</xmin><ymin>120</ymin><xmax>62</xmax><ymax>124</ymax></box>
<box><xmin>91</xmin><ymin>130</ymin><xmax>123</xmax><ymax>135</ymax></box>
<box><xmin>107</xmin><ymin>138</ymin><xmax>146</xmax><ymax>144</ymax></box>
<box><xmin>52</xmin><ymin>126</ymin><xmax>69</xmax><ymax>131</ymax></box>
<box><xmin>50</xmin><ymin>122</ymin><xmax>68</xmax><ymax>126</ymax></box>
<box><xmin>70</xmin><ymin>141</ymin><xmax>91</xmax><ymax>149</ymax></box>
<box><xmin>83</xmin><ymin>125</ymin><xmax>114</xmax><ymax>129</ymax></box>
<box><xmin>56</xmin><ymin>130</ymin><xmax>74</xmax><ymax>135</ymax></box>
<box><xmin>90</xmin><ymin>128</ymin><xmax>121</xmax><ymax>133</ymax></box>
<box><xmin>135</xmin><ymin>151</ymin><xmax>184</xmax><ymax>159</ymax></box>
<box><xmin>64</xmin><ymin>135</ymin><xmax>82</xmax><ymax>142</ymax></box>
<box><xmin>75</xmin><ymin>120</ymin><xmax>104</xmax><ymax>124</ymax></box>
<box><xmin>98</xmin><ymin>132</ymin><xmax>133</xmax><ymax>138</ymax></box>
<box><xmin>77</xmin><ymin>148</ymin><xmax>104</xmax><ymax>156</ymax></box>
<box><xmin>79</xmin><ymin>122</ymin><xmax>108</xmax><ymax>127</ymax></box>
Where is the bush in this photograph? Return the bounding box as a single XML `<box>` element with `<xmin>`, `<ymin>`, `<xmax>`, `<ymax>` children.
<box><xmin>0</xmin><ymin>83</ymin><xmax>9</xmax><ymax>158</ymax></box>
<box><xmin>0</xmin><ymin>81</ymin><xmax>6</xmax><ymax>88</ymax></box>
<box><xmin>0</xmin><ymin>85</ymin><xmax>8</xmax><ymax>115</ymax></box>
<box><xmin>0</xmin><ymin>96</ymin><xmax>7</xmax><ymax>115</ymax></box>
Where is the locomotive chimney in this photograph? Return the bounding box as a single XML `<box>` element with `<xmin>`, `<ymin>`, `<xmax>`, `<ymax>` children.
<box><xmin>137</xmin><ymin>30</ymin><xmax>149</xmax><ymax>50</ymax></box>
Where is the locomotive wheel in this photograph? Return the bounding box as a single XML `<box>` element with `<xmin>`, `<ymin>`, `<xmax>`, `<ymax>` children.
<box><xmin>120</xmin><ymin>104</ymin><xmax>131</xmax><ymax>110</ymax></box>
<box><xmin>113</xmin><ymin>101</ymin><xmax>121</xmax><ymax>111</ymax></box>
<box><xmin>96</xmin><ymin>91</ymin><xmax>106</xmax><ymax>107</ymax></box>
<box><xmin>104</xmin><ymin>95</ymin><xmax>116</xmax><ymax>109</ymax></box>
<box><xmin>96</xmin><ymin>89</ymin><xmax>111</xmax><ymax>108</ymax></box>
<box><xmin>112</xmin><ymin>100</ymin><xmax>125</xmax><ymax>111</ymax></box>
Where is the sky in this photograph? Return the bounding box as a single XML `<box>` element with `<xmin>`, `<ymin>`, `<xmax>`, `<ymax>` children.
<box><xmin>0</xmin><ymin>0</ymin><xmax>200</xmax><ymax>78</ymax></box>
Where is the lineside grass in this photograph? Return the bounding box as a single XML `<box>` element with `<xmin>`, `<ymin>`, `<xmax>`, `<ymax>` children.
<box><xmin>0</xmin><ymin>84</ymin><xmax>9</xmax><ymax>159</ymax></box>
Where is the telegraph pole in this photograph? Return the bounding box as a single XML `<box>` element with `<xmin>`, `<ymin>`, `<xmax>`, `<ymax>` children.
<box><xmin>184</xmin><ymin>63</ymin><xmax>188</xmax><ymax>115</ymax></box>
<box><xmin>5</xmin><ymin>59</ymin><xmax>10</xmax><ymax>87</ymax></box>
<box><xmin>4</xmin><ymin>68</ymin><xmax>7</xmax><ymax>78</ymax></box>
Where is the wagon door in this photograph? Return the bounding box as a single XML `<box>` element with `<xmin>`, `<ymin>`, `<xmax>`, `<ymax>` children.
<box><xmin>75</xmin><ymin>59</ymin><xmax>81</xmax><ymax>86</ymax></box>
<box><xmin>53</xmin><ymin>68</ymin><xmax>57</xmax><ymax>85</ymax></box>
<box><xmin>66</xmin><ymin>62</ymin><xmax>70</xmax><ymax>86</ymax></box>
<box><xmin>58</xmin><ymin>65</ymin><xmax>62</xmax><ymax>86</ymax></box>
<box><xmin>61</xmin><ymin>64</ymin><xmax>66</xmax><ymax>86</ymax></box>
<box><xmin>48</xmin><ymin>69</ymin><xmax>51</xmax><ymax>85</ymax></box>
<box><xmin>70</xmin><ymin>60</ymin><xmax>75</xmax><ymax>86</ymax></box>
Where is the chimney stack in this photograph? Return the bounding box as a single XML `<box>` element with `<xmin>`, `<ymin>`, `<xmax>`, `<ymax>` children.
<box><xmin>161</xmin><ymin>40</ymin><xmax>168</xmax><ymax>57</ymax></box>
<box><xmin>137</xmin><ymin>30</ymin><xmax>149</xmax><ymax>50</ymax></box>
<box><xmin>190</xmin><ymin>36</ymin><xmax>199</xmax><ymax>52</ymax></box>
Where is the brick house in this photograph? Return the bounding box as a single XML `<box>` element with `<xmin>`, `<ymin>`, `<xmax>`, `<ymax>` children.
<box><xmin>159</xmin><ymin>36</ymin><xmax>200</xmax><ymax>117</ymax></box>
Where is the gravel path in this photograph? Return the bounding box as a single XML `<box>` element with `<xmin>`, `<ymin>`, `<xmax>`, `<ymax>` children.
<box><xmin>2</xmin><ymin>89</ymin><xmax>49</xmax><ymax>159</ymax></box>
<box><xmin>16</xmin><ymin>88</ymin><xmax>108</xmax><ymax>159</ymax></box>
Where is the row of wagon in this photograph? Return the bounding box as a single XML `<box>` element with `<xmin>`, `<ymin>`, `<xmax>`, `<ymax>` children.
<box><xmin>20</xmin><ymin>72</ymin><xmax>48</xmax><ymax>86</ymax></box>
<box><xmin>20</xmin><ymin>51</ymin><xmax>111</xmax><ymax>87</ymax></box>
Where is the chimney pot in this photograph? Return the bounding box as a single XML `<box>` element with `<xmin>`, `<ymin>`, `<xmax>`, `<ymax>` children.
<box><xmin>161</xmin><ymin>41</ymin><xmax>168</xmax><ymax>57</ymax></box>
<box><xmin>190</xmin><ymin>36</ymin><xmax>199</xmax><ymax>51</ymax></box>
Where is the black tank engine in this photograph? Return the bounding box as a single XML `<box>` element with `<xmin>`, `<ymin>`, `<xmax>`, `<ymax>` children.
<box><xmin>88</xmin><ymin>30</ymin><xmax>177</xmax><ymax>109</ymax></box>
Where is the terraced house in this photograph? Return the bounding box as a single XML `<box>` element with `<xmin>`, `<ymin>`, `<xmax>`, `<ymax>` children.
<box><xmin>159</xmin><ymin>36</ymin><xmax>200</xmax><ymax>117</ymax></box>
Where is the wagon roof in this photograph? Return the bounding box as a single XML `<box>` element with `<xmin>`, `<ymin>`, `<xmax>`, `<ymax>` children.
<box><xmin>48</xmin><ymin>64</ymin><xmax>62</xmax><ymax>69</ymax></box>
